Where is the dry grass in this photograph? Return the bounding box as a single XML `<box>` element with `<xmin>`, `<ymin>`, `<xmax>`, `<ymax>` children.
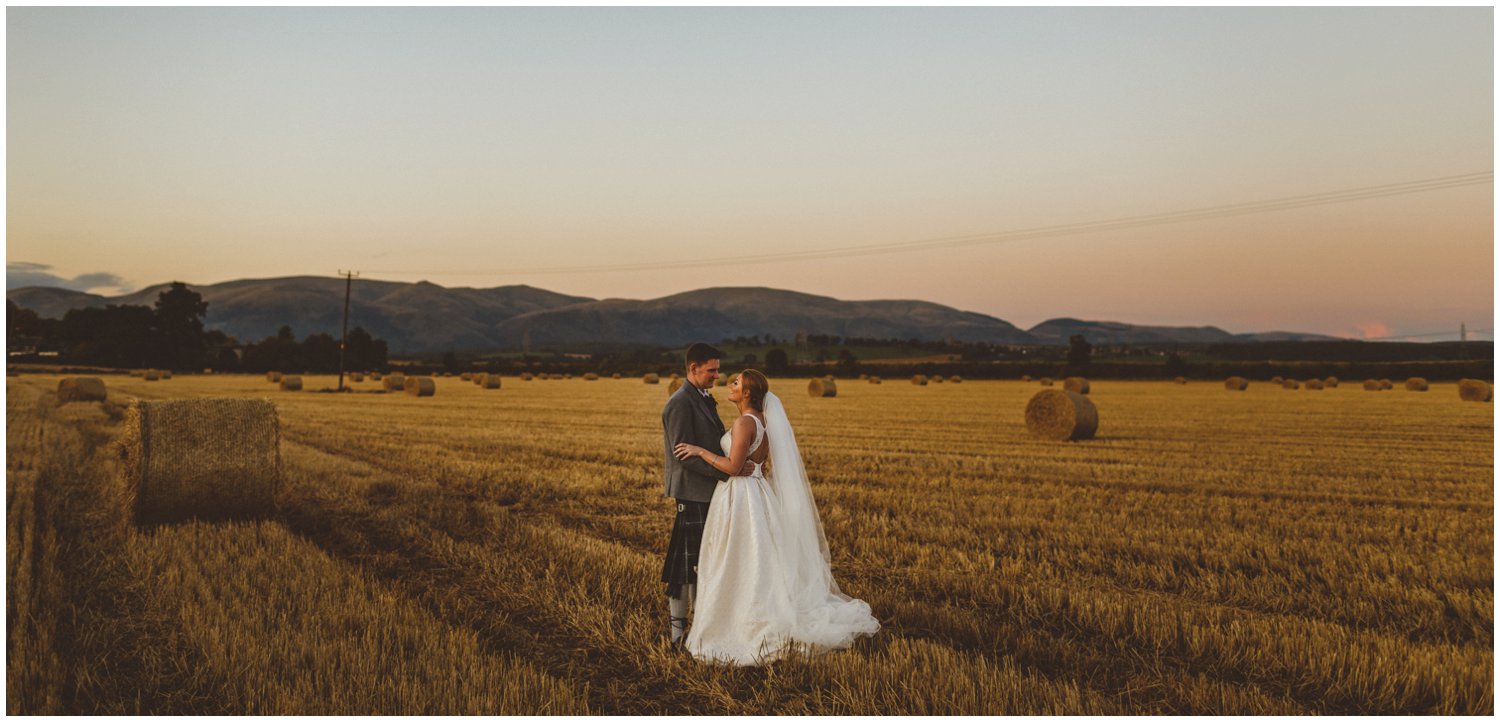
<box><xmin>6</xmin><ymin>373</ymin><xmax>1493</xmax><ymax>714</ymax></box>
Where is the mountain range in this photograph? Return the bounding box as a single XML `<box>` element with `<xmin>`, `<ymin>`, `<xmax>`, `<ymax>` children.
<box><xmin>7</xmin><ymin>276</ymin><xmax>1342</xmax><ymax>353</ymax></box>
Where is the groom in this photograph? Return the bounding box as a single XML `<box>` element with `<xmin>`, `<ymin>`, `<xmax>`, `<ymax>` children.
<box><xmin>660</xmin><ymin>342</ymin><xmax>749</xmax><ymax>645</ymax></box>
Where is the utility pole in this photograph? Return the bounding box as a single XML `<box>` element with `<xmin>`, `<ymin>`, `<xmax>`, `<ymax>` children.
<box><xmin>1460</xmin><ymin>322</ymin><xmax>1467</xmax><ymax>361</ymax></box>
<box><xmin>337</xmin><ymin>270</ymin><xmax>359</xmax><ymax>391</ymax></box>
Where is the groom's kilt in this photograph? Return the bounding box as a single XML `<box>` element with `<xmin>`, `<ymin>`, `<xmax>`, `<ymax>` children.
<box><xmin>662</xmin><ymin>499</ymin><xmax>710</xmax><ymax>598</ymax></box>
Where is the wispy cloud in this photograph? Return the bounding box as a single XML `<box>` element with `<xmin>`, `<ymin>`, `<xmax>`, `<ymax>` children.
<box><xmin>7</xmin><ymin>262</ymin><xmax>130</xmax><ymax>294</ymax></box>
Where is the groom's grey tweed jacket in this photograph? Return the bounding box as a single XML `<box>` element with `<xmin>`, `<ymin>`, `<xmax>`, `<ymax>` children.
<box><xmin>662</xmin><ymin>382</ymin><xmax>730</xmax><ymax>503</ymax></box>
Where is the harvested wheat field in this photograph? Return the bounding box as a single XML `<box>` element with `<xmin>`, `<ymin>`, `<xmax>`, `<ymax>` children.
<box><xmin>6</xmin><ymin>374</ymin><xmax>1493</xmax><ymax>714</ymax></box>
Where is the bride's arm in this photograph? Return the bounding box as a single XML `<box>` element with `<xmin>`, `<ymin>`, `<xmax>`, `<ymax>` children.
<box><xmin>674</xmin><ymin>416</ymin><xmax>755</xmax><ymax>477</ymax></box>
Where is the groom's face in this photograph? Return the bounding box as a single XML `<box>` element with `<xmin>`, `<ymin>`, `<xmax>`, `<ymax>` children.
<box><xmin>687</xmin><ymin>359</ymin><xmax>721</xmax><ymax>390</ymax></box>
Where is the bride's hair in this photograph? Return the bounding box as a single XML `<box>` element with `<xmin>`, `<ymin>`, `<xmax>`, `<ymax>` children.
<box><xmin>737</xmin><ymin>369</ymin><xmax>769</xmax><ymax>411</ymax></box>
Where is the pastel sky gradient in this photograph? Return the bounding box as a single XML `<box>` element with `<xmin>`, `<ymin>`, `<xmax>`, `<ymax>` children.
<box><xmin>7</xmin><ymin>7</ymin><xmax>1493</xmax><ymax>340</ymax></box>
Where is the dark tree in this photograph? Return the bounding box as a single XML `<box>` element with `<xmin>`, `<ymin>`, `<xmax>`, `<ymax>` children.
<box><xmin>1163</xmin><ymin>352</ymin><xmax>1187</xmax><ymax>377</ymax></box>
<box><xmin>59</xmin><ymin>305</ymin><xmax>156</xmax><ymax>368</ymax></box>
<box><xmin>1067</xmin><ymin>334</ymin><xmax>1093</xmax><ymax>367</ymax></box>
<box><xmin>152</xmin><ymin>282</ymin><xmax>209</xmax><ymax>370</ymax></box>
<box><xmin>345</xmin><ymin>327</ymin><xmax>387</xmax><ymax>371</ymax></box>
<box><xmin>765</xmin><ymin>347</ymin><xmax>789</xmax><ymax>375</ymax></box>
<box><xmin>838</xmin><ymin>348</ymin><xmax>858</xmax><ymax>370</ymax></box>
<box><xmin>442</xmin><ymin>350</ymin><xmax>459</xmax><ymax>373</ymax></box>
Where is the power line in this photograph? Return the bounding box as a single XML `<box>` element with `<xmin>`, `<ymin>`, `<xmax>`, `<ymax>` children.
<box><xmin>366</xmin><ymin>171</ymin><xmax>1492</xmax><ymax>277</ymax></box>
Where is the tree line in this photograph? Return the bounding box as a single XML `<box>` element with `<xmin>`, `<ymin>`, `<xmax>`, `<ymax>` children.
<box><xmin>6</xmin><ymin>282</ymin><xmax>388</xmax><ymax>373</ymax></box>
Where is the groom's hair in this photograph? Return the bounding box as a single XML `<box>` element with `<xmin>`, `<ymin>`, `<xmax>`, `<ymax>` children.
<box><xmin>684</xmin><ymin>342</ymin><xmax>722</xmax><ymax>369</ymax></box>
<box><xmin>738</xmin><ymin>369</ymin><xmax>769</xmax><ymax>411</ymax></box>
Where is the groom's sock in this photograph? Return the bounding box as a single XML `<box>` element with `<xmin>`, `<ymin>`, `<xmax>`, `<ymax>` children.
<box><xmin>669</xmin><ymin>594</ymin><xmax>689</xmax><ymax>643</ymax></box>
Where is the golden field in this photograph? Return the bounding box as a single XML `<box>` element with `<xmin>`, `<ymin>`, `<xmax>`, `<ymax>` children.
<box><xmin>6</xmin><ymin>372</ymin><xmax>1493</xmax><ymax>714</ymax></box>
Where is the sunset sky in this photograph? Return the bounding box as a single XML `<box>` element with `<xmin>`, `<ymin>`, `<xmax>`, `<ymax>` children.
<box><xmin>7</xmin><ymin>7</ymin><xmax>1493</xmax><ymax>340</ymax></box>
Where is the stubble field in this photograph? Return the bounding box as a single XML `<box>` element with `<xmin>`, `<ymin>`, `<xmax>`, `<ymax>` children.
<box><xmin>6</xmin><ymin>372</ymin><xmax>1494</xmax><ymax>714</ymax></box>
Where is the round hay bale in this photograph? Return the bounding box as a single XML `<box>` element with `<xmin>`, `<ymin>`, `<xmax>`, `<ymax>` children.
<box><xmin>481</xmin><ymin>374</ymin><xmax>501</xmax><ymax>389</ymax></box>
<box><xmin>461</xmin><ymin>372</ymin><xmax>473</xmax><ymax>381</ymax></box>
<box><xmin>1379</xmin><ymin>379</ymin><xmax>1393</xmax><ymax>390</ymax></box>
<box><xmin>950</xmin><ymin>376</ymin><xmax>963</xmax><ymax>383</ymax></box>
<box><xmin>808</xmin><ymin>378</ymin><xmax>837</xmax><ymax>397</ymax></box>
<box><xmin>405</xmin><ymin>377</ymin><xmax>436</xmax><ymax>397</ymax></box>
<box><xmin>1305</xmin><ymin>379</ymin><xmax>1324</xmax><ymax>390</ymax></box>
<box><xmin>612</xmin><ymin>373</ymin><xmax>621</xmax><ymax>379</ymax></box>
<box><xmin>1173</xmin><ymin>376</ymin><xmax>1187</xmax><ymax>385</ymax></box>
<box><xmin>1324</xmin><ymin>376</ymin><xmax>1339</xmax><ymax>388</ymax></box>
<box><xmin>715</xmin><ymin>375</ymin><xmax>728</xmax><ymax>387</ymax></box>
<box><xmin>932</xmin><ymin>375</ymin><xmax>945</xmax><ymax>384</ymax></box>
<box><xmin>584</xmin><ymin>372</ymin><xmax>599</xmax><ymax>381</ymax></box>
<box><xmin>858</xmin><ymin>374</ymin><xmax>868</xmax><ymax>381</ymax></box>
<box><xmin>57</xmin><ymin>377</ymin><xmax>107</xmax><ymax>404</ymax></box>
<box><xmin>1021</xmin><ymin>375</ymin><xmax>1032</xmax><ymax>382</ymax></box>
<box><xmin>1282</xmin><ymin>379</ymin><xmax>1299</xmax><ymax>390</ymax></box>
<box><xmin>1025</xmin><ymin>389</ymin><xmax>1098</xmax><ymax>442</ymax></box>
<box><xmin>279</xmin><ymin>376</ymin><xmax>303</xmax><ymax>391</ymax></box>
<box><xmin>371</xmin><ymin>373</ymin><xmax>382</xmax><ymax>381</ymax></box>
<box><xmin>202</xmin><ymin>368</ymin><xmax>213</xmax><ymax>374</ymax></box>
<box><xmin>1362</xmin><ymin>379</ymin><xmax>1382</xmax><ymax>391</ymax></box>
<box><xmin>144</xmin><ymin>370</ymin><xmax>161</xmax><ymax>382</ymax></box>
<box><xmin>1224</xmin><ymin>376</ymin><xmax>1249</xmax><ymax>391</ymax></box>
<box><xmin>120</xmin><ymin>398</ymin><xmax>281</xmax><ymax>524</ymax></box>
<box><xmin>564</xmin><ymin>374</ymin><xmax>573</xmax><ymax>380</ymax></box>
<box><xmin>130</xmin><ymin>369</ymin><xmax>146</xmax><ymax>378</ymax></box>
<box><xmin>161</xmin><ymin>370</ymin><xmax>173</xmax><ymax>380</ymax></box>
<box><xmin>350</xmin><ymin>372</ymin><xmax>365</xmax><ymax>382</ymax></box>
<box><xmin>643</xmin><ymin>373</ymin><xmax>660</xmax><ymax>384</ymax></box>
<box><xmin>868</xmin><ymin>376</ymin><xmax>882</xmax><ymax>384</ymax></box>
<box><xmin>1063</xmin><ymin>377</ymin><xmax>1090</xmax><ymax>394</ymax></box>
<box><xmin>473</xmin><ymin>374</ymin><xmax>485</xmax><ymax>384</ymax></box>
<box><xmin>267</xmin><ymin>371</ymin><xmax>281</xmax><ymax>383</ymax></box>
<box><xmin>668</xmin><ymin>377</ymin><xmax>685</xmax><ymax>395</ymax></box>
<box><xmin>1270</xmin><ymin>376</ymin><xmax>1283</xmax><ymax>385</ymax></box>
<box><xmin>382</xmin><ymin>373</ymin><xmax>407</xmax><ymax>391</ymax></box>
<box><xmin>1457</xmin><ymin>379</ymin><xmax>1492</xmax><ymax>402</ymax></box>
<box><xmin>912</xmin><ymin>375</ymin><xmax>929</xmax><ymax>386</ymax></box>
<box><xmin>1404</xmin><ymin>377</ymin><xmax>1428</xmax><ymax>392</ymax></box>
<box><xmin>521</xmin><ymin>372</ymin><xmax>534</xmax><ymax>381</ymax></box>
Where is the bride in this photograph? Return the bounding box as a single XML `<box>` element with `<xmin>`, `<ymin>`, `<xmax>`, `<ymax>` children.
<box><xmin>672</xmin><ymin>369</ymin><xmax>880</xmax><ymax>665</ymax></box>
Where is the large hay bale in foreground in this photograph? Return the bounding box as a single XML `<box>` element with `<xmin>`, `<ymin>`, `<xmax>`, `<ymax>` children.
<box><xmin>57</xmin><ymin>377</ymin><xmax>107</xmax><ymax>404</ymax></box>
<box><xmin>405</xmin><ymin>377</ymin><xmax>436</xmax><ymax>397</ymax></box>
<box><xmin>267</xmin><ymin>371</ymin><xmax>282</xmax><ymax>383</ymax></box>
<box><xmin>1324</xmin><ymin>377</ymin><xmax>1339</xmax><ymax>388</ymax></box>
<box><xmin>1362</xmin><ymin>379</ymin><xmax>1382</xmax><ymax>391</ymax></box>
<box><xmin>279</xmin><ymin>376</ymin><xmax>303</xmax><ymax>391</ymax></box>
<box><xmin>643</xmin><ymin>373</ymin><xmax>660</xmax><ymax>384</ymax></box>
<box><xmin>1404</xmin><ymin>377</ymin><xmax>1429</xmax><ymax>392</ymax></box>
<box><xmin>668</xmin><ymin>377</ymin><xmax>685</xmax><ymax>395</ymax></box>
<box><xmin>1063</xmin><ymin>377</ymin><xmax>1090</xmax><ymax>394</ymax></box>
<box><xmin>121</xmin><ymin>398</ymin><xmax>281</xmax><ymax>524</ymax></box>
<box><xmin>1458</xmin><ymin>379</ymin><xmax>1492</xmax><ymax>402</ymax></box>
<box><xmin>1224</xmin><ymin>376</ymin><xmax>1248</xmax><ymax>391</ymax></box>
<box><xmin>383</xmin><ymin>373</ymin><xmax>407</xmax><ymax>391</ymax></box>
<box><xmin>480</xmin><ymin>374</ymin><xmax>501</xmax><ymax>389</ymax></box>
<box><xmin>1025</xmin><ymin>390</ymin><xmax>1098</xmax><ymax>441</ymax></box>
<box><xmin>912</xmin><ymin>375</ymin><xmax>929</xmax><ymax>386</ymax></box>
<box><xmin>808</xmin><ymin>378</ymin><xmax>837</xmax><ymax>397</ymax></box>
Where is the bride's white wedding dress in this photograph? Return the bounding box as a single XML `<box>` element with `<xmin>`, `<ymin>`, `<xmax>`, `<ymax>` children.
<box><xmin>685</xmin><ymin>392</ymin><xmax>880</xmax><ymax>665</ymax></box>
